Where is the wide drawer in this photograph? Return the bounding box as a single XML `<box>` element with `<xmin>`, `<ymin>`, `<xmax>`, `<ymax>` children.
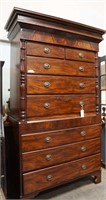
<box><xmin>26</xmin><ymin>42</ymin><xmax>64</xmax><ymax>58</ymax></box>
<box><xmin>27</xmin><ymin>94</ymin><xmax>96</xmax><ymax>117</ymax></box>
<box><xmin>27</xmin><ymin>75</ymin><xmax>96</xmax><ymax>94</ymax></box>
<box><xmin>20</xmin><ymin>115</ymin><xmax>101</xmax><ymax>134</ymax></box>
<box><xmin>22</xmin><ymin>138</ymin><xmax>100</xmax><ymax>172</ymax></box>
<box><xmin>66</xmin><ymin>48</ymin><xmax>96</xmax><ymax>62</ymax></box>
<box><xmin>23</xmin><ymin>154</ymin><xmax>100</xmax><ymax>195</ymax></box>
<box><xmin>26</xmin><ymin>56</ymin><xmax>96</xmax><ymax>77</ymax></box>
<box><xmin>21</xmin><ymin>124</ymin><xmax>101</xmax><ymax>152</ymax></box>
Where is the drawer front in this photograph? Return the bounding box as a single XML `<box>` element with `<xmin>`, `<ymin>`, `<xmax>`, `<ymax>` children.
<box><xmin>26</xmin><ymin>42</ymin><xmax>64</xmax><ymax>58</ymax></box>
<box><xmin>26</xmin><ymin>57</ymin><xmax>96</xmax><ymax>77</ymax></box>
<box><xmin>66</xmin><ymin>48</ymin><xmax>96</xmax><ymax>62</ymax></box>
<box><xmin>22</xmin><ymin>138</ymin><xmax>100</xmax><ymax>172</ymax></box>
<box><xmin>20</xmin><ymin>115</ymin><xmax>101</xmax><ymax>134</ymax></box>
<box><xmin>27</xmin><ymin>75</ymin><xmax>96</xmax><ymax>94</ymax></box>
<box><xmin>23</xmin><ymin>154</ymin><xmax>100</xmax><ymax>195</ymax></box>
<box><xmin>27</xmin><ymin>94</ymin><xmax>96</xmax><ymax>117</ymax></box>
<box><xmin>21</xmin><ymin>124</ymin><xmax>101</xmax><ymax>152</ymax></box>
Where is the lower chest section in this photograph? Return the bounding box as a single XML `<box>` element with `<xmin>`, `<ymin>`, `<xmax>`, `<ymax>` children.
<box><xmin>19</xmin><ymin>116</ymin><xmax>101</xmax><ymax>196</ymax></box>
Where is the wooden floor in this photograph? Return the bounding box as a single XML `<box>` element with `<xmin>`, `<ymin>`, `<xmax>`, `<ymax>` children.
<box><xmin>0</xmin><ymin>168</ymin><xmax>106</xmax><ymax>200</ymax></box>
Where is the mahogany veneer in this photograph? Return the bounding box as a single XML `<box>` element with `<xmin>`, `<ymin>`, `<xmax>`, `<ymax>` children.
<box><xmin>5</xmin><ymin>7</ymin><xmax>105</xmax><ymax>199</ymax></box>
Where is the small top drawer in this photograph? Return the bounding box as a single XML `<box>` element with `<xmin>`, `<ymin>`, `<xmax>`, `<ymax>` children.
<box><xmin>26</xmin><ymin>42</ymin><xmax>64</xmax><ymax>59</ymax></box>
<box><xmin>66</xmin><ymin>48</ymin><xmax>96</xmax><ymax>63</ymax></box>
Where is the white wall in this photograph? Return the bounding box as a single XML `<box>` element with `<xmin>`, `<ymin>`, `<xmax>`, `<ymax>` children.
<box><xmin>0</xmin><ymin>0</ymin><xmax>106</xmax><ymax>105</ymax></box>
<box><xmin>0</xmin><ymin>0</ymin><xmax>106</xmax><ymax>41</ymax></box>
<box><xmin>0</xmin><ymin>41</ymin><xmax>10</xmax><ymax>106</ymax></box>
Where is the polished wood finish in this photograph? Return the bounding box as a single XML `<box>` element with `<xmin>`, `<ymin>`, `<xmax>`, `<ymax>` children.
<box><xmin>26</xmin><ymin>42</ymin><xmax>64</xmax><ymax>58</ymax></box>
<box><xmin>27</xmin><ymin>94</ymin><xmax>96</xmax><ymax>117</ymax></box>
<box><xmin>27</xmin><ymin>76</ymin><xmax>96</xmax><ymax>94</ymax></box>
<box><xmin>21</xmin><ymin>124</ymin><xmax>100</xmax><ymax>152</ymax></box>
<box><xmin>20</xmin><ymin>115</ymin><xmax>101</xmax><ymax>133</ymax></box>
<box><xmin>22</xmin><ymin>138</ymin><xmax>100</xmax><ymax>172</ymax></box>
<box><xmin>5</xmin><ymin>7</ymin><xmax>105</xmax><ymax>199</ymax></box>
<box><xmin>66</xmin><ymin>48</ymin><xmax>96</xmax><ymax>62</ymax></box>
<box><xmin>22</xmin><ymin>30</ymin><xmax>99</xmax><ymax>51</ymax></box>
<box><xmin>23</xmin><ymin>154</ymin><xmax>100</xmax><ymax>195</ymax></box>
<box><xmin>26</xmin><ymin>57</ymin><xmax>96</xmax><ymax>76</ymax></box>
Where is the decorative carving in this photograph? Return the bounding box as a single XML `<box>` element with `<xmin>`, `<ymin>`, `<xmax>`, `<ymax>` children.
<box><xmin>95</xmin><ymin>53</ymin><xmax>98</xmax><ymax>78</ymax></box>
<box><xmin>96</xmin><ymin>79</ymin><xmax>99</xmax><ymax>114</ymax></box>
<box><xmin>20</xmin><ymin>40</ymin><xmax>26</xmax><ymax>121</ymax></box>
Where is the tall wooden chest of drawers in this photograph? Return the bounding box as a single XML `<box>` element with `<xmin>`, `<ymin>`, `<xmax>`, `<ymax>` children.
<box><xmin>5</xmin><ymin>7</ymin><xmax>105</xmax><ymax>199</ymax></box>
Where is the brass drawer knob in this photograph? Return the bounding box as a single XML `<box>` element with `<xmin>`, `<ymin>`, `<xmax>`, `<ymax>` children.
<box><xmin>44</xmin><ymin>47</ymin><xmax>50</xmax><ymax>54</ymax></box>
<box><xmin>79</xmin><ymin>52</ymin><xmax>84</xmax><ymax>58</ymax></box>
<box><xmin>80</xmin><ymin>131</ymin><xmax>86</xmax><ymax>137</ymax></box>
<box><xmin>45</xmin><ymin>137</ymin><xmax>52</xmax><ymax>143</ymax></box>
<box><xmin>44</xmin><ymin>82</ymin><xmax>51</xmax><ymax>88</ymax></box>
<box><xmin>81</xmin><ymin>164</ymin><xmax>87</xmax><ymax>170</ymax></box>
<box><xmin>79</xmin><ymin>66</ymin><xmax>84</xmax><ymax>72</ymax></box>
<box><xmin>43</xmin><ymin>63</ymin><xmax>51</xmax><ymax>69</ymax></box>
<box><xmin>47</xmin><ymin>174</ymin><xmax>53</xmax><ymax>181</ymax></box>
<box><xmin>80</xmin><ymin>101</ymin><xmax>85</xmax><ymax>106</ymax></box>
<box><xmin>80</xmin><ymin>83</ymin><xmax>85</xmax><ymax>88</ymax></box>
<box><xmin>44</xmin><ymin>102</ymin><xmax>50</xmax><ymax>109</ymax></box>
<box><xmin>46</xmin><ymin>154</ymin><xmax>52</xmax><ymax>160</ymax></box>
<box><xmin>81</xmin><ymin>146</ymin><xmax>87</xmax><ymax>152</ymax></box>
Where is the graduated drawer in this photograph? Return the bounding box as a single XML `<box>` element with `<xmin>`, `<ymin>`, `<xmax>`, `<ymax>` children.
<box><xmin>66</xmin><ymin>48</ymin><xmax>96</xmax><ymax>62</ymax></box>
<box><xmin>26</xmin><ymin>56</ymin><xmax>96</xmax><ymax>77</ymax></box>
<box><xmin>22</xmin><ymin>138</ymin><xmax>100</xmax><ymax>172</ymax></box>
<box><xmin>27</xmin><ymin>75</ymin><xmax>96</xmax><ymax>94</ymax></box>
<box><xmin>21</xmin><ymin>124</ymin><xmax>101</xmax><ymax>152</ymax></box>
<box><xmin>23</xmin><ymin>154</ymin><xmax>100</xmax><ymax>195</ymax></box>
<box><xmin>27</xmin><ymin>94</ymin><xmax>96</xmax><ymax>117</ymax></box>
<box><xmin>26</xmin><ymin>42</ymin><xmax>64</xmax><ymax>58</ymax></box>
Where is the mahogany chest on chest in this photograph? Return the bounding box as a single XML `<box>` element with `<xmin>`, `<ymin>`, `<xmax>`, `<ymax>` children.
<box><xmin>5</xmin><ymin>7</ymin><xmax>105</xmax><ymax>199</ymax></box>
